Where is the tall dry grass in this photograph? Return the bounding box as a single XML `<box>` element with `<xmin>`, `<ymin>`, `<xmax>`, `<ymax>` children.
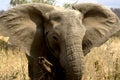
<box><xmin>0</xmin><ymin>35</ymin><xmax>120</xmax><ymax>80</ymax></box>
<box><xmin>0</xmin><ymin>36</ymin><xmax>29</xmax><ymax>80</ymax></box>
<box><xmin>83</xmin><ymin>37</ymin><xmax>120</xmax><ymax>80</ymax></box>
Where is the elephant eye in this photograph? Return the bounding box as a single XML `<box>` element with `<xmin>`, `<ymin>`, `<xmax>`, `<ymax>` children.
<box><xmin>45</xmin><ymin>31</ymin><xmax>49</xmax><ymax>36</ymax></box>
<box><xmin>53</xmin><ymin>36</ymin><xmax>58</xmax><ymax>41</ymax></box>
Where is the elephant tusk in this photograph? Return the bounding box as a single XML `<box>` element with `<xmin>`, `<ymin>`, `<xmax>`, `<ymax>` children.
<box><xmin>38</xmin><ymin>57</ymin><xmax>53</xmax><ymax>73</ymax></box>
<box><xmin>38</xmin><ymin>57</ymin><xmax>55</xmax><ymax>79</ymax></box>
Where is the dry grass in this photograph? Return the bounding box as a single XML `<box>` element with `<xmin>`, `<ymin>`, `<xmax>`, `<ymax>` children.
<box><xmin>0</xmin><ymin>38</ymin><xmax>29</xmax><ymax>80</ymax></box>
<box><xmin>0</xmin><ymin>36</ymin><xmax>120</xmax><ymax>80</ymax></box>
<box><xmin>83</xmin><ymin>37</ymin><xmax>120</xmax><ymax>80</ymax></box>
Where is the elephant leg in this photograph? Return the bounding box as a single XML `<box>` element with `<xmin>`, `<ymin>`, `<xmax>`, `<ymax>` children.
<box><xmin>28</xmin><ymin>62</ymin><xmax>34</xmax><ymax>80</ymax></box>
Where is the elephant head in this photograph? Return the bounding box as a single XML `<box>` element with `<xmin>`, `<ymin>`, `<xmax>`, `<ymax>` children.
<box><xmin>0</xmin><ymin>3</ymin><xmax>120</xmax><ymax>80</ymax></box>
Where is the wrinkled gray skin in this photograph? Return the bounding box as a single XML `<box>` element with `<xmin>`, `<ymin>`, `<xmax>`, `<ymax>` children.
<box><xmin>0</xmin><ymin>3</ymin><xmax>120</xmax><ymax>80</ymax></box>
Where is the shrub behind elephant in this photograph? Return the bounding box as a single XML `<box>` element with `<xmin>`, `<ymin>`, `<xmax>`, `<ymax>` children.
<box><xmin>0</xmin><ymin>3</ymin><xmax>120</xmax><ymax>80</ymax></box>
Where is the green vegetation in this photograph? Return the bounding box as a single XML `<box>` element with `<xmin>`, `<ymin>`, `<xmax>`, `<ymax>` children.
<box><xmin>10</xmin><ymin>0</ymin><xmax>56</xmax><ymax>6</ymax></box>
<box><xmin>63</xmin><ymin>3</ymin><xmax>72</xmax><ymax>9</ymax></box>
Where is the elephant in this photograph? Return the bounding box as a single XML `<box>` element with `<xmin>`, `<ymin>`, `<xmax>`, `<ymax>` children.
<box><xmin>0</xmin><ymin>3</ymin><xmax>120</xmax><ymax>80</ymax></box>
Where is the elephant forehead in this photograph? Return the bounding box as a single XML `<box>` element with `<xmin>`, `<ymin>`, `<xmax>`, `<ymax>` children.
<box><xmin>46</xmin><ymin>7</ymin><xmax>82</xmax><ymax>19</ymax></box>
<box><xmin>56</xmin><ymin>8</ymin><xmax>80</xmax><ymax>16</ymax></box>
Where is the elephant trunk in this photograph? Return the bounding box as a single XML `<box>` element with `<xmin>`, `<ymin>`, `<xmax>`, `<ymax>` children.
<box><xmin>60</xmin><ymin>31</ymin><xmax>85</xmax><ymax>80</ymax></box>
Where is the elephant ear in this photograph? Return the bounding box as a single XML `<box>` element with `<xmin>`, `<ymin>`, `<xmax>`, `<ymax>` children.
<box><xmin>72</xmin><ymin>3</ymin><xmax>120</xmax><ymax>55</ymax></box>
<box><xmin>0</xmin><ymin>3</ymin><xmax>54</xmax><ymax>55</ymax></box>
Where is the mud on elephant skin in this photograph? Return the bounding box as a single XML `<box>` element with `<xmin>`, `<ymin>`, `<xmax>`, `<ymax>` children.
<box><xmin>0</xmin><ymin>3</ymin><xmax>120</xmax><ymax>80</ymax></box>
